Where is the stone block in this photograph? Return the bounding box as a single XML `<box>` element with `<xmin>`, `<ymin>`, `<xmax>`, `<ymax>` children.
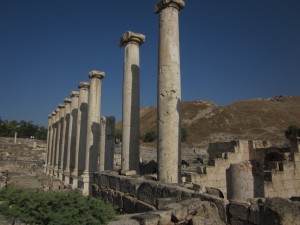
<box><xmin>156</xmin><ymin>198</ymin><xmax>177</xmax><ymax>210</ymax></box>
<box><xmin>112</xmin><ymin>191</ymin><xmax>123</xmax><ymax>209</ymax></box>
<box><xmin>230</xmin><ymin>218</ymin><xmax>253</xmax><ymax>225</ymax></box>
<box><xmin>136</xmin><ymin>200</ymin><xmax>156</xmax><ymax>213</ymax></box>
<box><xmin>192</xmin><ymin>192</ymin><xmax>228</xmax><ymax>223</ymax></box>
<box><xmin>249</xmin><ymin>204</ymin><xmax>259</xmax><ymax>224</ymax></box>
<box><xmin>132</xmin><ymin>213</ymin><xmax>160</xmax><ymax>225</ymax></box>
<box><xmin>119</xmin><ymin>177</ymin><xmax>143</xmax><ymax>197</ymax></box>
<box><xmin>166</xmin><ymin>202</ymin><xmax>188</xmax><ymax>223</ymax></box>
<box><xmin>108</xmin><ymin>219</ymin><xmax>140</xmax><ymax>225</ymax></box>
<box><xmin>137</xmin><ymin>181</ymin><xmax>159</xmax><ymax>206</ymax></box>
<box><xmin>151</xmin><ymin>210</ymin><xmax>172</xmax><ymax>225</ymax></box>
<box><xmin>122</xmin><ymin>195</ymin><xmax>136</xmax><ymax>213</ymax></box>
<box><xmin>98</xmin><ymin>173</ymin><xmax>110</xmax><ymax>188</ymax></box>
<box><xmin>108</xmin><ymin>175</ymin><xmax>121</xmax><ymax>191</ymax></box>
<box><xmin>229</xmin><ymin>201</ymin><xmax>250</xmax><ymax>221</ymax></box>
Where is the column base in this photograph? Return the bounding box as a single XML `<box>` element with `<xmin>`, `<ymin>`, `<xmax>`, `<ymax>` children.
<box><xmin>81</xmin><ymin>173</ymin><xmax>92</xmax><ymax>196</ymax></box>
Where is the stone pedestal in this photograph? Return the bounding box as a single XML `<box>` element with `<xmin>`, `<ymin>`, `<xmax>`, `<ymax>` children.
<box><xmin>64</xmin><ymin>91</ymin><xmax>79</xmax><ymax>185</ymax></box>
<box><xmin>82</xmin><ymin>71</ymin><xmax>104</xmax><ymax>196</ymax></box>
<box><xmin>120</xmin><ymin>31</ymin><xmax>145</xmax><ymax>173</ymax></box>
<box><xmin>99</xmin><ymin>116</ymin><xmax>115</xmax><ymax>171</ymax></box>
<box><xmin>155</xmin><ymin>0</ymin><xmax>185</xmax><ymax>183</ymax></box>
<box><xmin>226</xmin><ymin>160</ymin><xmax>264</xmax><ymax>201</ymax></box>
<box><xmin>72</xmin><ymin>82</ymin><xmax>89</xmax><ymax>189</ymax></box>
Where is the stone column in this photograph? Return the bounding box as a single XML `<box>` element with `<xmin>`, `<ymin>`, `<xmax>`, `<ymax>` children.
<box><xmin>82</xmin><ymin>70</ymin><xmax>104</xmax><ymax>196</ymax></box>
<box><xmin>64</xmin><ymin>91</ymin><xmax>79</xmax><ymax>185</ymax></box>
<box><xmin>56</xmin><ymin>104</ymin><xmax>65</xmax><ymax>179</ymax></box>
<box><xmin>51</xmin><ymin>108</ymin><xmax>59</xmax><ymax>177</ymax></box>
<box><xmin>99</xmin><ymin>116</ymin><xmax>115</xmax><ymax>171</ymax></box>
<box><xmin>72</xmin><ymin>82</ymin><xmax>89</xmax><ymax>189</ymax></box>
<box><xmin>45</xmin><ymin>114</ymin><xmax>52</xmax><ymax>174</ymax></box>
<box><xmin>49</xmin><ymin>111</ymin><xmax>57</xmax><ymax>176</ymax></box>
<box><xmin>119</xmin><ymin>31</ymin><xmax>145</xmax><ymax>173</ymax></box>
<box><xmin>155</xmin><ymin>0</ymin><xmax>185</xmax><ymax>183</ymax></box>
<box><xmin>58</xmin><ymin>98</ymin><xmax>71</xmax><ymax>181</ymax></box>
<box><xmin>226</xmin><ymin>161</ymin><xmax>265</xmax><ymax>201</ymax></box>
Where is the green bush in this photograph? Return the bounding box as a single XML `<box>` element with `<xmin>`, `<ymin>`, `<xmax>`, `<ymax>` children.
<box><xmin>285</xmin><ymin>125</ymin><xmax>300</xmax><ymax>140</ymax></box>
<box><xmin>0</xmin><ymin>188</ymin><xmax>115</xmax><ymax>225</ymax></box>
<box><xmin>143</xmin><ymin>131</ymin><xmax>157</xmax><ymax>142</ymax></box>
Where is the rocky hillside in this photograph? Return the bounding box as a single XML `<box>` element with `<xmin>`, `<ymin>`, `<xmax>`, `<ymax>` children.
<box><xmin>132</xmin><ymin>96</ymin><xmax>300</xmax><ymax>149</ymax></box>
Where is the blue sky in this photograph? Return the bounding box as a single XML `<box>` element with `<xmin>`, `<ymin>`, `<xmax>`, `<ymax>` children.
<box><xmin>0</xmin><ymin>0</ymin><xmax>299</xmax><ymax>126</ymax></box>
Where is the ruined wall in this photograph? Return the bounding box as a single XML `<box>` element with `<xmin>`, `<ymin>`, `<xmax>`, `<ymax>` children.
<box><xmin>187</xmin><ymin>140</ymin><xmax>300</xmax><ymax>199</ymax></box>
<box><xmin>264</xmin><ymin>152</ymin><xmax>300</xmax><ymax>197</ymax></box>
<box><xmin>228</xmin><ymin>198</ymin><xmax>300</xmax><ymax>225</ymax></box>
<box><xmin>92</xmin><ymin>171</ymin><xmax>228</xmax><ymax>223</ymax></box>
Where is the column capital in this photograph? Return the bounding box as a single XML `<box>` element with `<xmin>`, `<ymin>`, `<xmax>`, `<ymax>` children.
<box><xmin>101</xmin><ymin>116</ymin><xmax>106</xmax><ymax>123</ymax></box>
<box><xmin>154</xmin><ymin>0</ymin><xmax>185</xmax><ymax>13</ymax></box>
<box><xmin>64</xmin><ymin>98</ymin><xmax>71</xmax><ymax>104</ymax></box>
<box><xmin>48</xmin><ymin>114</ymin><xmax>52</xmax><ymax>119</ymax></box>
<box><xmin>51</xmin><ymin>111</ymin><xmax>57</xmax><ymax>117</ymax></box>
<box><xmin>119</xmin><ymin>31</ymin><xmax>145</xmax><ymax>47</ymax></box>
<box><xmin>58</xmin><ymin>104</ymin><xmax>65</xmax><ymax>109</ymax></box>
<box><xmin>78</xmin><ymin>82</ymin><xmax>90</xmax><ymax>89</ymax></box>
<box><xmin>70</xmin><ymin>91</ymin><xmax>79</xmax><ymax>98</ymax></box>
<box><xmin>88</xmin><ymin>70</ymin><xmax>105</xmax><ymax>79</ymax></box>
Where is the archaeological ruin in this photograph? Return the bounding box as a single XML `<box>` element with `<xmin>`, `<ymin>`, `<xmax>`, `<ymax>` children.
<box><xmin>1</xmin><ymin>0</ymin><xmax>299</xmax><ymax>225</ymax></box>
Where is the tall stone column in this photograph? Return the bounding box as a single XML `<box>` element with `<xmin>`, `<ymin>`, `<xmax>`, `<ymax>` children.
<box><xmin>64</xmin><ymin>91</ymin><xmax>79</xmax><ymax>185</ymax></box>
<box><xmin>49</xmin><ymin>111</ymin><xmax>57</xmax><ymax>176</ymax></box>
<box><xmin>72</xmin><ymin>82</ymin><xmax>89</xmax><ymax>189</ymax></box>
<box><xmin>82</xmin><ymin>70</ymin><xmax>104</xmax><ymax>196</ymax></box>
<box><xmin>155</xmin><ymin>0</ymin><xmax>185</xmax><ymax>183</ymax></box>
<box><xmin>58</xmin><ymin>98</ymin><xmax>71</xmax><ymax>181</ymax></box>
<box><xmin>55</xmin><ymin>104</ymin><xmax>65</xmax><ymax>179</ymax></box>
<box><xmin>45</xmin><ymin>114</ymin><xmax>52</xmax><ymax>174</ymax></box>
<box><xmin>99</xmin><ymin>116</ymin><xmax>115</xmax><ymax>172</ymax></box>
<box><xmin>119</xmin><ymin>31</ymin><xmax>145</xmax><ymax>173</ymax></box>
<box><xmin>52</xmin><ymin>108</ymin><xmax>60</xmax><ymax>177</ymax></box>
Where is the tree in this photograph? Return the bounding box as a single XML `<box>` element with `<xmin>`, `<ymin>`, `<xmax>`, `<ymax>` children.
<box><xmin>143</xmin><ymin>131</ymin><xmax>157</xmax><ymax>142</ymax></box>
<box><xmin>285</xmin><ymin>125</ymin><xmax>300</xmax><ymax>140</ymax></box>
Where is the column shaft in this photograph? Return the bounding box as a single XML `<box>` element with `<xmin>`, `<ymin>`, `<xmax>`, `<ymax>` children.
<box><xmin>156</xmin><ymin>0</ymin><xmax>185</xmax><ymax>183</ymax></box>
<box><xmin>72</xmin><ymin>82</ymin><xmax>89</xmax><ymax>188</ymax></box>
<box><xmin>45</xmin><ymin>115</ymin><xmax>52</xmax><ymax>174</ymax></box>
<box><xmin>99</xmin><ymin>116</ymin><xmax>115</xmax><ymax>171</ymax></box>
<box><xmin>82</xmin><ymin>71</ymin><xmax>104</xmax><ymax>196</ymax></box>
<box><xmin>120</xmin><ymin>31</ymin><xmax>145</xmax><ymax>173</ymax></box>
<box><xmin>64</xmin><ymin>92</ymin><xmax>79</xmax><ymax>185</ymax></box>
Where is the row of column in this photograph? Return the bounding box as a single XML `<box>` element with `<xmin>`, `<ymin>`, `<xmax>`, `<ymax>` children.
<box><xmin>46</xmin><ymin>0</ymin><xmax>185</xmax><ymax>190</ymax></box>
<box><xmin>117</xmin><ymin>0</ymin><xmax>185</xmax><ymax>183</ymax></box>
<box><xmin>45</xmin><ymin>71</ymin><xmax>115</xmax><ymax>196</ymax></box>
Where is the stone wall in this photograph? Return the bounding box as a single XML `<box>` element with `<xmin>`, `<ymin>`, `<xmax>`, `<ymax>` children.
<box><xmin>185</xmin><ymin>139</ymin><xmax>300</xmax><ymax>199</ymax></box>
<box><xmin>228</xmin><ymin>198</ymin><xmax>300</xmax><ymax>225</ymax></box>
<box><xmin>92</xmin><ymin>172</ymin><xmax>228</xmax><ymax>223</ymax></box>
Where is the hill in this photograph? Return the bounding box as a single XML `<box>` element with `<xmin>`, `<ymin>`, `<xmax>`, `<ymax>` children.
<box><xmin>118</xmin><ymin>96</ymin><xmax>300</xmax><ymax>149</ymax></box>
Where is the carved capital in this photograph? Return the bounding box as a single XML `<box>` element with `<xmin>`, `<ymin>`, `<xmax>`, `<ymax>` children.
<box><xmin>70</xmin><ymin>91</ymin><xmax>79</xmax><ymax>98</ymax></box>
<box><xmin>101</xmin><ymin>116</ymin><xmax>106</xmax><ymax>124</ymax></box>
<box><xmin>78</xmin><ymin>82</ymin><xmax>90</xmax><ymax>89</ymax></box>
<box><xmin>58</xmin><ymin>104</ymin><xmax>65</xmax><ymax>109</ymax></box>
<box><xmin>51</xmin><ymin>111</ymin><xmax>56</xmax><ymax>117</ymax></box>
<box><xmin>64</xmin><ymin>98</ymin><xmax>71</xmax><ymax>104</ymax></box>
<box><xmin>88</xmin><ymin>70</ymin><xmax>105</xmax><ymax>79</ymax></box>
<box><xmin>119</xmin><ymin>31</ymin><xmax>145</xmax><ymax>47</ymax></box>
<box><xmin>154</xmin><ymin>0</ymin><xmax>185</xmax><ymax>13</ymax></box>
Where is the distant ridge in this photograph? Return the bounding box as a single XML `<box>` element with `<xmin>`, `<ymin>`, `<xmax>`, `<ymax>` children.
<box><xmin>118</xmin><ymin>96</ymin><xmax>300</xmax><ymax>149</ymax></box>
